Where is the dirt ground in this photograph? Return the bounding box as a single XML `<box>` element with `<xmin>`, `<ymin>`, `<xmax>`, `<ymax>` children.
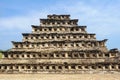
<box><xmin>0</xmin><ymin>73</ymin><xmax>120</xmax><ymax>80</ymax></box>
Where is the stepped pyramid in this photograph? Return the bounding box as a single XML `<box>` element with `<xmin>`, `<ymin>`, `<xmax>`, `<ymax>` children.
<box><xmin>0</xmin><ymin>14</ymin><xmax>120</xmax><ymax>74</ymax></box>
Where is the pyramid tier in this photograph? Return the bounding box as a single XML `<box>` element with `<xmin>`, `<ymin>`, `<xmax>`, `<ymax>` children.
<box><xmin>0</xmin><ymin>62</ymin><xmax>120</xmax><ymax>74</ymax></box>
<box><xmin>11</xmin><ymin>40</ymin><xmax>107</xmax><ymax>52</ymax></box>
<box><xmin>32</xmin><ymin>26</ymin><xmax>87</xmax><ymax>34</ymax></box>
<box><xmin>47</xmin><ymin>14</ymin><xmax>70</xmax><ymax>20</ymax></box>
<box><xmin>40</xmin><ymin>19</ymin><xmax>78</xmax><ymax>27</ymax></box>
<box><xmin>3</xmin><ymin>50</ymin><xmax>118</xmax><ymax>59</ymax></box>
<box><xmin>22</xmin><ymin>33</ymin><xmax>96</xmax><ymax>42</ymax></box>
<box><xmin>0</xmin><ymin>57</ymin><xmax>119</xmax><ymax>64</ymax></box>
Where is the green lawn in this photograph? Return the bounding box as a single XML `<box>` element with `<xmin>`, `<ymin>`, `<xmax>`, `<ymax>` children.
<box><xmin>0</xmin><ymin>52</ymin><xmax>2</xmax><ymax>58</ymax></box>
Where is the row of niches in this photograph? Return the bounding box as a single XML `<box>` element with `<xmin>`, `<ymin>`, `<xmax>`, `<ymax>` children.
<box><xmin>47</xmin><ymin>15</ymin><xmax>70</xmax><ymax>20</ymax></box>
<box><xmin>32</xmin><ymin>27</ymin><xmax>86</xmax><ymax>33</ymax></box>
<box><xmin>23</xmin><ymin>34</ymin><xmax>96</xmax><ymax>41</ymax></box>
<box><xmin>0</xmin><ymin>64</ymin><xmax>120</xmax><ymax>70</ymax></box>
<box><xmin>13</xmin><ymin>42</ymin><xmax>105</xmax><ymax>49</ymax></box>
<box><xmin>40</xmin><ymin>21</ymin><xmax>77</xmax><ymax>26</ymax></box>
<box><xmin>4</xmin><ymin>52</ymin><xmax>117</xmax><ymax>59</ymax></box>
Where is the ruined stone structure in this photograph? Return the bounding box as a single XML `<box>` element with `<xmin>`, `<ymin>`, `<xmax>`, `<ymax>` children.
<box><xmin>0</xmin><ymin>14</ymin><xmax>120</xmax><ymax>74</ymax></box>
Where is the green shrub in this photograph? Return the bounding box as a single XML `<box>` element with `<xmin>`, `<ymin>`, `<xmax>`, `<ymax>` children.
<box><xmin>0</xmin><ymin>52</ymin><xmax>2</xmax><ymax>58</ymax></box>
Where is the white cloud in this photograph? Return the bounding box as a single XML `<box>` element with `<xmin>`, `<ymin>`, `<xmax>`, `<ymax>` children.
<box><xmin>60</xmin><ymin>1</ymin><xmax>120</xmax><ymax>38</ymax></box>
<box><xmin>0</xmin><ymin>0</ymin><xmax>120</xmax><ymax>42</ymax></box>
<box><xmin>0</xmin><ymin>0</ymin><xmax>120</xmax><ymax>50</ymax></box>
<box><xmin>0</xmin><ymin>11</ymin><xmax>49</xmax><ymax>30</ymax></box>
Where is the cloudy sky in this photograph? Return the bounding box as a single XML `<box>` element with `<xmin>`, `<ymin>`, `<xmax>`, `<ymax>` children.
<box><xmin>0</xmin><ymin>0</ymin><xmax>120</xmax><ymax>50</ymax></box>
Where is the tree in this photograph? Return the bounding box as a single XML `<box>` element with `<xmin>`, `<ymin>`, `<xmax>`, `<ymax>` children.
<box><xmin>0</xmin><ymin>50</ymin><xmax>2</xmax><ymax>58</ymax></box>
<box><xmin>0</xmin><ymin>50</ymin><xmax>3</xmax><ymax>53</ymax></box>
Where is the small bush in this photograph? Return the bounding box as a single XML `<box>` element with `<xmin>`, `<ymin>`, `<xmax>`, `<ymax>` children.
<box><xmin>0</xmin><ymin>52</ymin><xmax>2</xmax><ymax>58</ymax></box>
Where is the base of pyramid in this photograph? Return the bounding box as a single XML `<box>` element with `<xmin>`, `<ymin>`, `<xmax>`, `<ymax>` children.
<box><xmin>0</xmin><ymin>73</ymin><xmax>120</xmax><ymax>80</ymax></box>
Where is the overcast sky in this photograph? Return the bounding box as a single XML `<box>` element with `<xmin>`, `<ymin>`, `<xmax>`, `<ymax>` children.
<box><xmin>0</xmin><ymin>0</ymin><xmax>120</xmax><ymax>50</ymax></box>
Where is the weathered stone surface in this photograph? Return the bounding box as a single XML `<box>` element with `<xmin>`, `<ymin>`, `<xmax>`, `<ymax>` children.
<box><xmin>0</xmin><ymin>14</ymin><xmax>120</xmax><ymax>75</ymax></box>
<box><xmin>0</xmin><ymin>74</ymin><xmax>120</xmax><ymax>80</ymax></box>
